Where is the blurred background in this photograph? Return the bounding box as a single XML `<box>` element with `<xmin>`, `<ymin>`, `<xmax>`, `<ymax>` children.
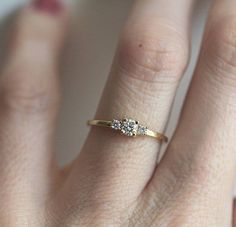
<box><xmin>0</xmin><ymin>0</ymin><xmax>211</xmax><ymax>166</ymax></box>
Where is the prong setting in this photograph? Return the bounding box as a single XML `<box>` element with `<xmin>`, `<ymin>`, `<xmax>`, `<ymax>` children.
<box><xmin>121</xmin><ymin>118</ymin><xmax>139</xmax><ymax>137</ymax></box>
<box><xmin>137</xmin><ymin>125</ymin><xmax>148</xmax><ymax>135</ymax></box>
<box><xmin>111</xmin><ymin>118</ymin><xmax>148</xmax><ymax>137</ymax></box>
<box><xmin>111</xmin><ymin>119</ymin><xmax>121</xmax><ymax>130</ymax></box>
<box><xmin>88</xmin><ymin>119</ymin><xmax>168</xmax><ymax>142</ymax></box>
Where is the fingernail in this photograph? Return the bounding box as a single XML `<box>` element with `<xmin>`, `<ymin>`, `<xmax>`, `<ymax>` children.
<box><xmin>33</xmin><ymin>0</ymin><xmax>63</xmax><ymax>14</ymax></box>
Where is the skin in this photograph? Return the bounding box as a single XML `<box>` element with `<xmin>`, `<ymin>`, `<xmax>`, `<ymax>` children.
<box><xmin>1</xmin><ymin>0</ymin><xmax>236</xmax><ymax>226</ymax></box>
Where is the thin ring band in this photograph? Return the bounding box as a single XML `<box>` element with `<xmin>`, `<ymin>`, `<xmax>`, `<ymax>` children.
<box><xmin>87</xmin><ymin>118</ymin><xmax>168</xmax><ymax>143</ymax></box>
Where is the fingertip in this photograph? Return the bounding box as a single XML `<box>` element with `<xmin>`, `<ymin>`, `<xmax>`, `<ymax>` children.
<box><xmin>33</xmin><ymin>0</ymin><xmax>64</xmax><ymax>15</ymax></box>
<box><xmin>10</xmin><ymin>0</ymin><xmax>69</xmax><ymax>57</ymax></box>
<box><xmin>21</xmin><ymin>0</ymin><xmax>68</xmax><ymax>26</ymax></box>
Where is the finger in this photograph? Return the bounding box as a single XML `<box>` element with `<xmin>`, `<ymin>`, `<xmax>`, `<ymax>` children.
<box><xmin>145</xmin><ymin>0</ymin><xmax>236</xmax><ymax>225</ymax></box>
<box><xmin>59</xmin><ymin>0</ymin><xmax>195</xmax><ymax>220</ymax></box>
<box><xmin>233</xmin><ymin>199</ymin><xmax>236</xmax><ymax>227</ymax></box>
<box><xmin>0</xmin><ymin>1</ymin><xmax>67</xmax><ymax>222</ymax></box>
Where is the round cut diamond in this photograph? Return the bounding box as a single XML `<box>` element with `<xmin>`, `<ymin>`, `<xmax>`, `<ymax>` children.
<box><xmin>111</xmin><ymin>119</ymin><xmax>121</xmax><ymax>130</ymax></box>
<box><xmin>120</xmin><ymin>118</ymin><xmax>139</xmax><ymax>137</ymax></box>
<box><xmin>138</xmin><ymin>125</ymin><xmax>147</xmax><ymax>135</ymax></box>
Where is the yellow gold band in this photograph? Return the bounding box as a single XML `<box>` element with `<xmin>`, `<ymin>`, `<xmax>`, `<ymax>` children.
<box><xmin>88</xmin><ymin>118</ymin><xmax>168</xmax><ymax>143</ymax></box>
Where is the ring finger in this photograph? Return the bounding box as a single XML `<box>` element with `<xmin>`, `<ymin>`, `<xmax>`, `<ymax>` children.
<box><xmin>58</xmin><ymin>0</ymin><xmax>196</xmax><ymax>221</ymax></box>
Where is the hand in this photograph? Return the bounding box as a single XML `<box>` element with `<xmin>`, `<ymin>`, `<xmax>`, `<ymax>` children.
<box><xmin>1</xmin><ymin>0</ymin><xmax>236</xmax><ymax>226</ymax></box>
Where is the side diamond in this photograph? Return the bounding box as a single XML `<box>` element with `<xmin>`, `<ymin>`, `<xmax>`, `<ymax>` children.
<box><xmin>138</xmin><ymin>125</ymin><xmax>147</xmax><ymax>135</ymax></box>
<box><xmin>111</xmin><ymin>119</ymin><xmax>121</xmax><ymax>130</ymax></box>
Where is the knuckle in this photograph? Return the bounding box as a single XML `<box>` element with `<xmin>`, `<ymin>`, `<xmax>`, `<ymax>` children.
<box><xmin>0</xmin><ymin>70</ymin><xmax>59</xmax><ymax>114</ymax></box>
<box><xmin>166</xmin><ymin>140</ymin><xmax>230</xmax><ymax>190</ymax></box>
<box><xmin>204</xmin><ymin>16</ymin><xmax>236</xmax><ymax>80</ymax></box>
<box><xmin>118</xmin><ymin>26</ymin><xmax>188</xmax><ymax>84</ymax></box>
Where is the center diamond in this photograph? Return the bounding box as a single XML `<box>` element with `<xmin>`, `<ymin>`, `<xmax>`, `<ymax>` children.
<box><xmin>120</xmin><ymin>118</ymin><xmax>139</xmax><ymax>137</ymax></box>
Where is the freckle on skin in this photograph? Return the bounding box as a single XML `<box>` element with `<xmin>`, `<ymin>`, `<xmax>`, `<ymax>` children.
<box><xmin>139</xmin><ymin>44</ymin><xmax>143</xmax><ymax>48</ymax></box>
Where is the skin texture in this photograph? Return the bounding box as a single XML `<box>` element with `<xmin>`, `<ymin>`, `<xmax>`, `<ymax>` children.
<box><xmin>1</xmin><ymin>0</ymin><xmax>236</xmax><ymax>226</ymax></box>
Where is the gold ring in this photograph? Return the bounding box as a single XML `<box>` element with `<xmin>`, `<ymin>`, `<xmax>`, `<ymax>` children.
<box><xmin>87</xmin><ymin>118</ymin><xmax>168</xmax><ymax>143</ymax></box>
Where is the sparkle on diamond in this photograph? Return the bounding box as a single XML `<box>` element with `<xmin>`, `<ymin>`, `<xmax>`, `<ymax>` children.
<box><xmin>111</xmin><ymin>119</ymin><xmax>121</xmax><ymax>130</ymax></box>
<box><xmin>138</xmin><ymin>125</ymin><xmax>147</xmax><ymax>135</ymax></box>
<box><xmin>111</xmin><ymin>118</ymin><xmax>147</xmax><ymax>137</ymax></box>
<box><xmin>120</xmin><ymin>118</ymin><xmax>139</xmax><ymax>137</ymax></box>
